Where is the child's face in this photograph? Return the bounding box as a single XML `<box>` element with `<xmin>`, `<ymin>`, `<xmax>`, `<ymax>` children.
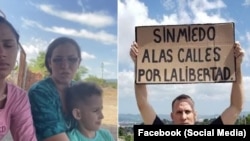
<box><xmin>78</xmin><ymin>95</ymin><xmax>104</xmax><ymax>131</ymax></box>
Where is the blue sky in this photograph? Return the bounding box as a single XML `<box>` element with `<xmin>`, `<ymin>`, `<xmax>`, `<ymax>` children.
<box><xmin>0</xmin><ymin>0</ymin><xmax>117</xmax><ymax>79</ymax></box>
<box><xmin>118</xmin><ymin>0</ymin><xmax>250</xmax><ymax>117</ymax></box>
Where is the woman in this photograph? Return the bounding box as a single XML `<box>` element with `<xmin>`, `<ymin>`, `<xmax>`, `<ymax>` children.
<box><xmin>0</xmin><ymin>16</ymin><xmax>36</xmax><ymax>140</ymax></box>
<box><xmin>28</xmin><ymin>36</ymin><xmax>82</xmax><ymax>141</ymax></box>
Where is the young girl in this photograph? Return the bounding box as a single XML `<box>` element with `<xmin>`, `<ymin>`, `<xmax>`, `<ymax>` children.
<box><xmin>0</xmin><ymin>15</ymin><xmax>36</xmax><ymax>140</ymax></box>
<box><xmin>65</xmin><ymin>81</ymin><xmax>115</xmax><ymax>141</ymax></box>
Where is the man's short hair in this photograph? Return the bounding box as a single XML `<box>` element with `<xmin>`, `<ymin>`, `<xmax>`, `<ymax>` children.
<box><xmin>171</xmin><ymin>94</ymin><xmax>194</xmax><ymax>109</ymax></box>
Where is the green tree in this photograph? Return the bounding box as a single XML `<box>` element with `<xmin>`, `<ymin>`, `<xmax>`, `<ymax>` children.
<box><xmin>125</xmin><ymin>135</ymin><xmax>132</xmax><ymax>141</ymax></box>
<box><xmin>119</xmin><ymin>127</ymin><xmax>125</xmax><ymax>137</ymax></box>
<box><xmin>28</xmin><ymin>51</ymin><xmax>48</xmax><ymax>77</ymax></box>
<box><xmin>236</xmin><ymin>116</ymin><xmax>245</xmax><ymax>125</ymax></box>
<box><xmin>246</xmin><ymin>114</ymin><xmax>250</xmax><ymax>124</ymax></box>
<box><xmin>201</xmin><ymin>118</ymin><xmax>210</xmax><ymax>125</ymax></box>
<box><xmin>85</xmin><ymin>75</ymin><xmax>106</xmax><ymax>86</ymax></box>
<box><xmin>73</xmin><ymin>66</ymin><xmax>88</xmax><ymax>81</ymax></box>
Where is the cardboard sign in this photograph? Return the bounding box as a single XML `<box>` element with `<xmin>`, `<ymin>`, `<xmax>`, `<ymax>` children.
<box><xmin>135</xmin><ymin>23</ymin><xmax>236</xmax><ymax>84</ymax></box>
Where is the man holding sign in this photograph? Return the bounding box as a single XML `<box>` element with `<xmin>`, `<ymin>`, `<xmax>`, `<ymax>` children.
<box><xmin>129</xmin><ymin>40</ymin><xmax>244</xmax><ymax>125</ymax></box>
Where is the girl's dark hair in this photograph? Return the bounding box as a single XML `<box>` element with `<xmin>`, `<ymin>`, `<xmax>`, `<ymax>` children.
<box><xmin>0</xmin><ymin>16</ymin><xmax>20</xmax><ymax>42</ymax></box>
<box><xmin>45</xmin><ymin>36</ymin><xmax>82</xmax><ymax>74</ymax></box>
<box><xmin>65</xmin><ymin>81</ymin><xmax>103</xmax><ymax>119</ymax></box>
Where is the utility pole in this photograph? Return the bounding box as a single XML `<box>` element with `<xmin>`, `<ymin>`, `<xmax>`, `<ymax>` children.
<box><xmin>101</xmin><ymin>62</ymin><xmax>104</xmax><ymax>80</ymax></box>
<box><xmin>101</xmin><ymin>62</ymin><xmax>104</xmax><ymax>86</ymax></box>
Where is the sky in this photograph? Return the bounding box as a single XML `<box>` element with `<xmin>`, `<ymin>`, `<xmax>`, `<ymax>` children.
<box><xmin>0</xmin><ymin>0</ymin><xmax>117</xmax><ymax>80</ymax></box>
<box><xmin>118</xmin><ymin>0</ymin><xmax>250</xmax><ymax>117</ymax></box>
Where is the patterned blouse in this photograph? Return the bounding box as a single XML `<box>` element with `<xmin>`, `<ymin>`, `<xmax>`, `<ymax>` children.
<box><xmin>28</xmin><ymin>77</ymin><xmax>76</xmax><ymax>141</ymax></box>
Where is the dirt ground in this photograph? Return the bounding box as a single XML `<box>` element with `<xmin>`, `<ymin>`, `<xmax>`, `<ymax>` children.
<box><xmin>101</xmin><ymin>87</ymin><xmax>118</xmax><ymax>140</ymax></box>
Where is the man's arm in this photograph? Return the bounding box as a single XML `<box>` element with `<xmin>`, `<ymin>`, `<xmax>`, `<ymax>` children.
<box><xmin>220</xmin><ymin>42</ymin><xmax>244</xmax><ymax>124</ymax></box>
<box><xmin>134</xmin><ymin>84</ymin><xmax>157</xmax><ymax>124</ymax></box>
<box><xmin>130</xmin><ymin>42</ymin><xmax>157</xmax><ymax>124</ymax></box>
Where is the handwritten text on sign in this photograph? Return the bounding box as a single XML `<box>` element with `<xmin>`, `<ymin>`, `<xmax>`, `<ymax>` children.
<box><xmin>135</xmin><ymin>23</ymin><xmax>236</xmax><ymax>84</ymax></box>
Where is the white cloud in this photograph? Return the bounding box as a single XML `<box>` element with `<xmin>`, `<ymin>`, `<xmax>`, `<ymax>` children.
<box><xmin>243</xmin><ymin>0</ymin><xmax>250</xmax><ymax>6</ymax></box>
<box><xmin>162</xmin><ymin>0</ymin><xmax>176</xmax><ymax>11</ymax></box>
<box><xmin>84</xmin><ymin>64</ymin><xmax>116</xmax><ymax>79</ymax></box>
<box><xmin>118</xmin><ymin>70</ymin><xmax>135</xmax><ymax>98</ymax></box>
<box><xmin>185</xmin><ymin>0</ymin><xmax>228</xmax><ymax>23</ymax></box>
<box><xmin>81</xmin><ymin>51</ymin><xmax>95</xmax><ymax>60</ymax></box>
<box><xmin>119</xmin><ymin>70</ymin><xmax>250</xmax><ymax>102</ymax></box>
<box><xmin>188</xmin><ymin>0</ymin><xmax>226</xmax><ymax>11</ymax></box>
<box><xmin>102</xmin><ymin>61</ymin><xmax>117</xmax><ymax>79</ymax></box>
<box><xmin>102</xmin><ymin>61</ymin><xmax>114</xmax><ymax>66</ymax></box>
<box><xmin>84</xmin><ymin>65</ymin><xmax>92</xmax><ymax>72</ymax></box>
<box><xmin>37</xmin><ymin>4</ymin><xmax>114</xmax><ymax>28</ymax></box>
<box><xmin>77</xmin><ymin>0</ymin><xmax>85</xmax><ymax>12</ymax></box>
<box><xmin>0</xmin><ymin>9</ymin><xmax>6</xmax><ymax>18</ymax></box>
<box><xmin>21</xmin><ymin>18</ymin><xmax>116</xmax><ymax>45</ymax></box>
<box><xmin>244</xmin><ymin>76</ymin><xmax>250</xmax><ymax>102</ymax></box>
<box><xmin>118</xmin><ymin>0</ymin><xmax>153</xmax><ymax>67</ymax></box>
<box><xmin>18</xmin><ymin>37</ymin><xmax>96</xmax><ymax>69</ymax></box>
<box><xmin>20</xmin><ymin>37</ymin><xmax>48</xmax><ymax>62</ymax></box>
<box><xmin>244</xmin><ymin>32</ymin><xmax>250</xmax><ymax>66</ymax></box>
<box><xmin>118</xmin><ymin>0</ymin><xmax>232</xmax><ymax>68</ymax></box>
<box><xmin>103</xmin><ymin>68</ymin><xmax>117</xmax><ymax>80</ymax></box>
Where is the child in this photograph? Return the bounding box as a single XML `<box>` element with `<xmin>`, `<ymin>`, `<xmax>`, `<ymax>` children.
<box><xmin>65</xmin><ymin>81</ymin><xmax>115</xmax><ymax>141</ymax></box>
